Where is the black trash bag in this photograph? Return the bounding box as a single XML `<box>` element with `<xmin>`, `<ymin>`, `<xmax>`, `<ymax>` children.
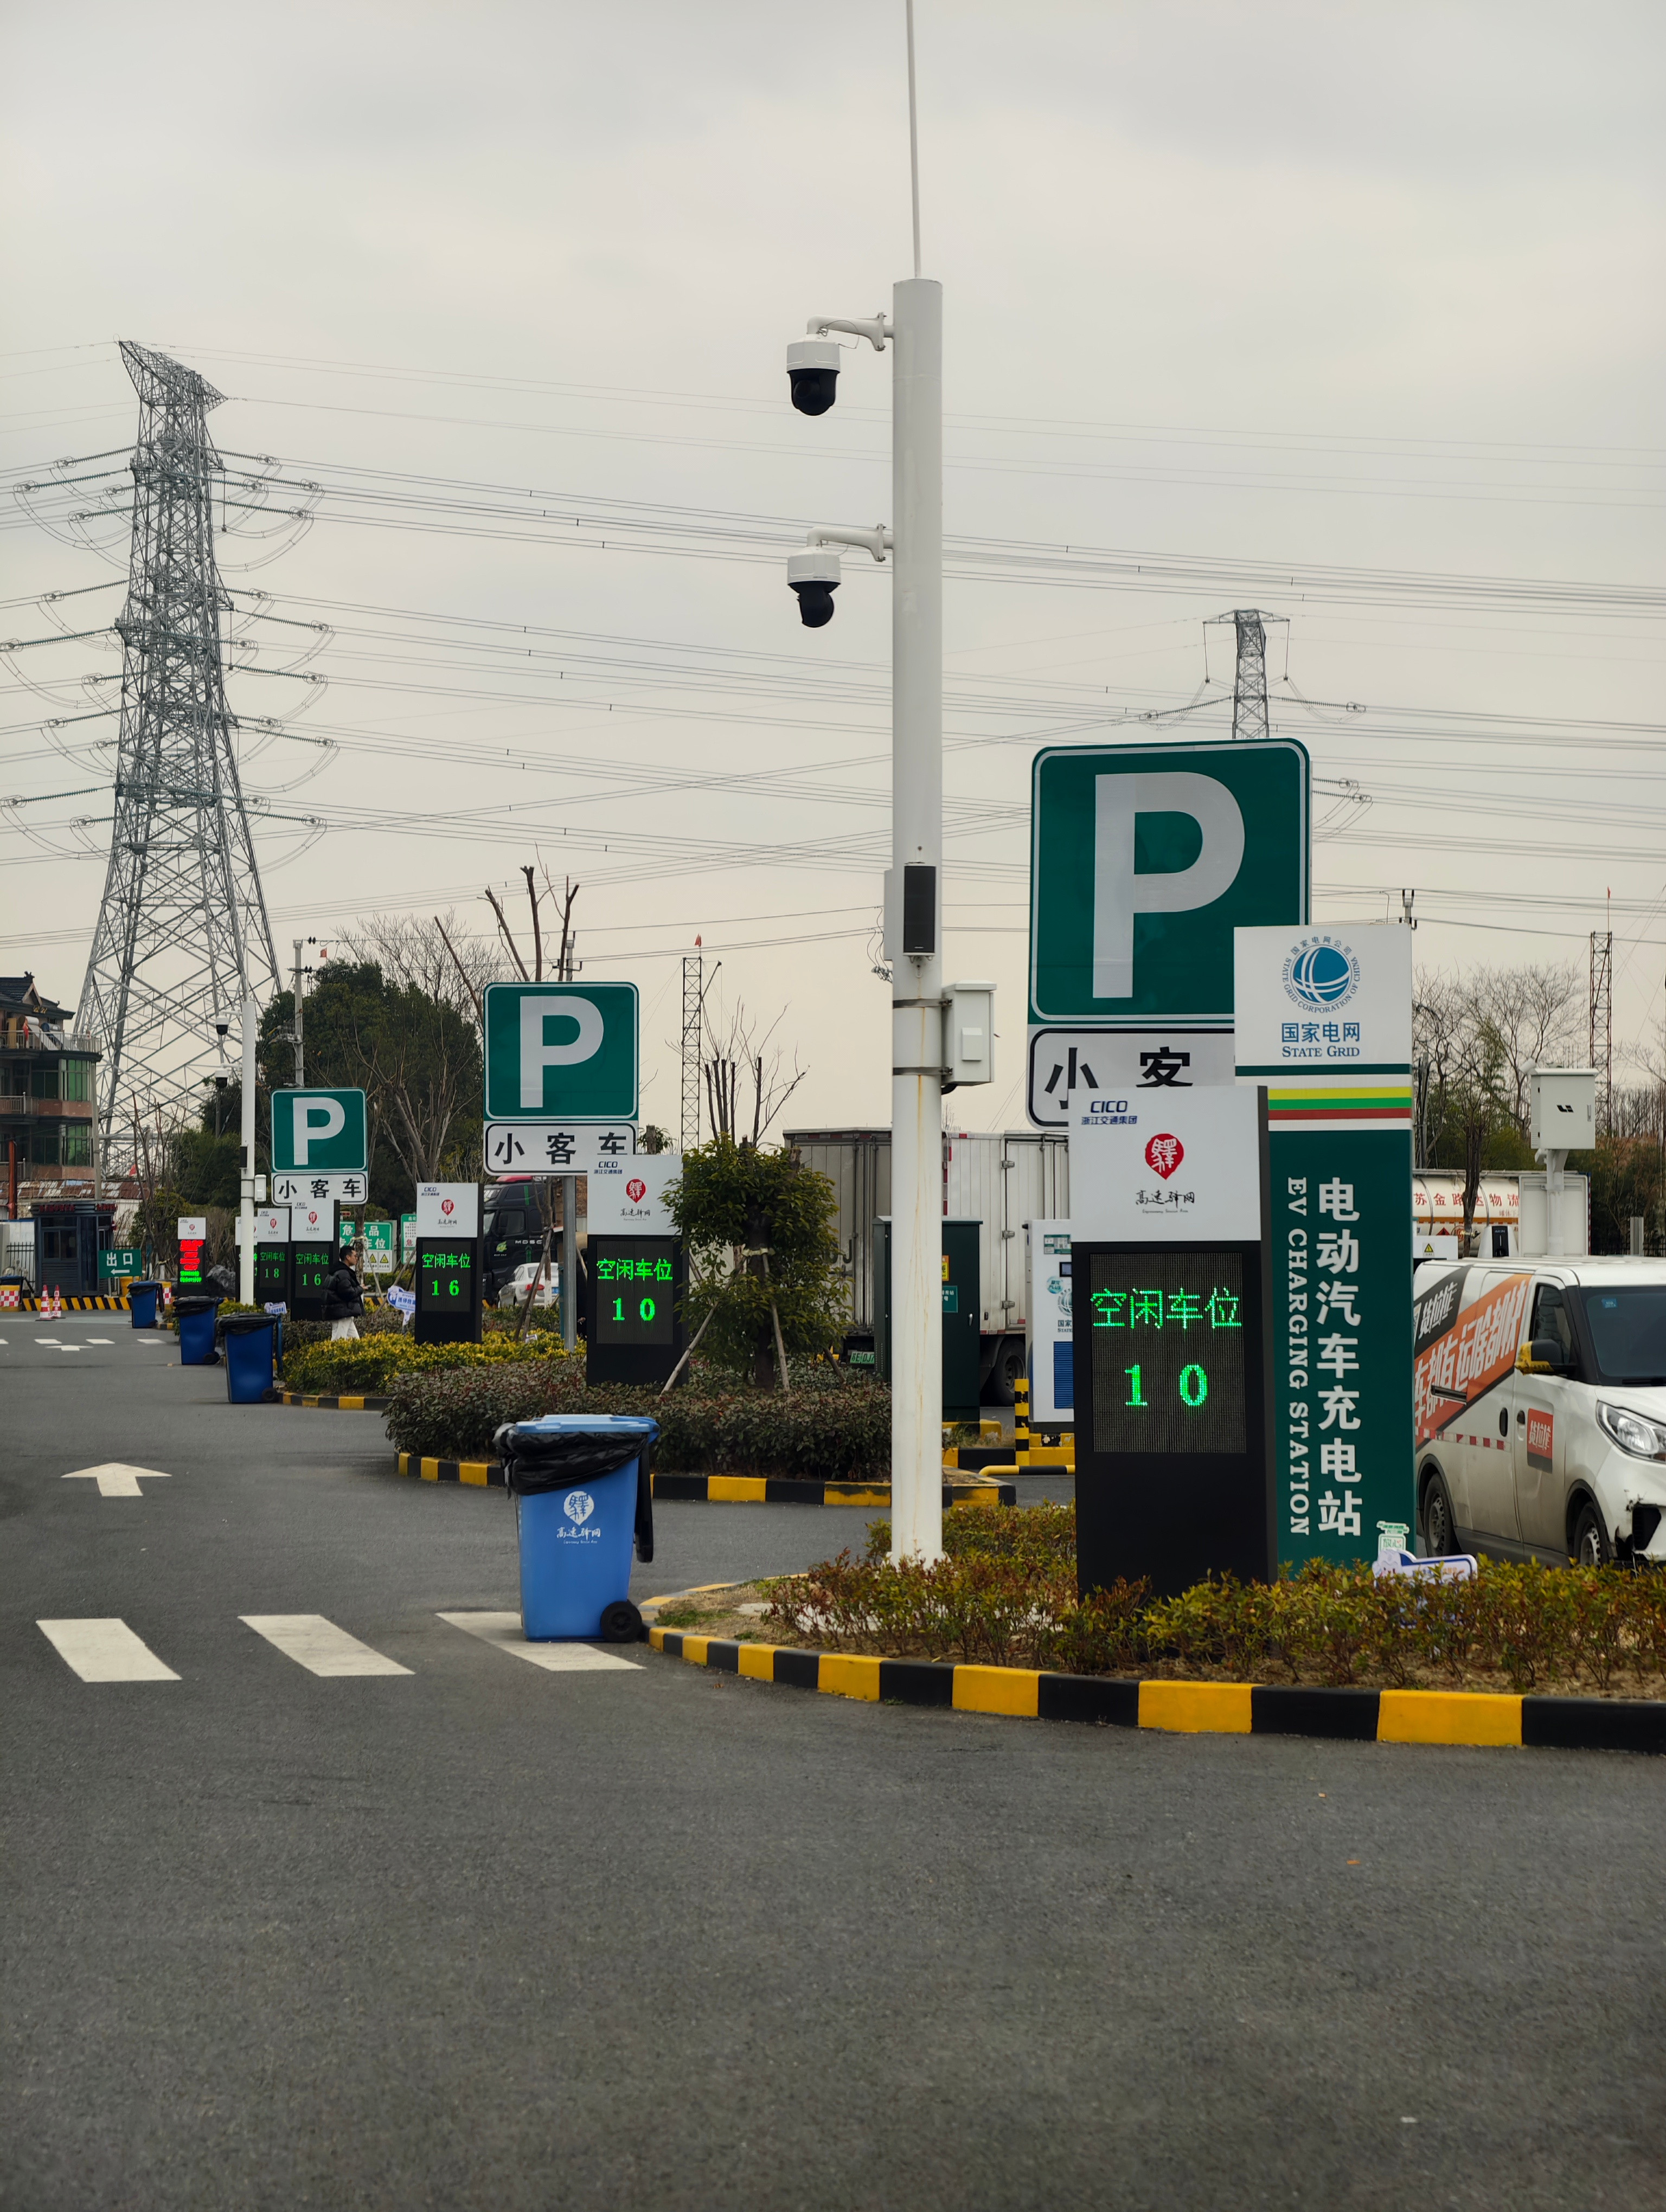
<box><xmin>219</xmin><ymin>1313</ymin><xmax>278</xmax><ymax>1337</ymax></box>
<box><xmin>172</xmin><ymin>1295</ymin><xmax>222</xmax><ymax>1317</ymax></box>
<box><xmin>204</xmin><ymin>1263</ymin><xmax>238</xmax><ymax>1301</ymax></box>
<box><xmin>497</xmin><ymin>1425</ymin><xmax>656</xmax><ymax>1564</ymax></box>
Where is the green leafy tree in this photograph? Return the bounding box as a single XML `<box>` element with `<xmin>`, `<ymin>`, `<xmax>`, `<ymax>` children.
<box><xmin>665</xmin><ymin>1139</ymin><xmax>845</xmax><ymax>1388</ymax></box>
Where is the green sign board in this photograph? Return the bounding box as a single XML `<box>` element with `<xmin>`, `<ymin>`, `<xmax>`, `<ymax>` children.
<box><xmin>361</xmin><ymin>1221</ymin><xmax>394</xmax><ymax>1265</ymax></box>
<box><xmin>400</xmin><ymin>1212</ymin><xmax>417</xmax><ymax>1260</ymax></box>
<box><xmin>100</xmin><ymin>1248</ymin><xmax>139</xmax><ymax>1277</ymax></box>
<box><xmin>1237</xmin><ymin>924</ymin><xmax>1415</xmax><ymax>1567</ymax></box>
<box><xmin>483</xmin><ymin>983</ymin><xmax>639</xmax><ymax>1123</ymax></box>
<box><xmin>271</xmin><ymin>1087</ymin><xmax>368</xmax><ymax>1173</ymax></box>
<box><xmin>1029</xmin><ymin>740</ymin><xmax>1309</xmax><ymax>1024</ymax></box>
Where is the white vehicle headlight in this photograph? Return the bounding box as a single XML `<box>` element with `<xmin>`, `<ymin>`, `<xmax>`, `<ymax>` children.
<box><xmin>1596</xmin><ymin>1401</ymin><xmax>1666</xmax><ymax>1461</ymax></box>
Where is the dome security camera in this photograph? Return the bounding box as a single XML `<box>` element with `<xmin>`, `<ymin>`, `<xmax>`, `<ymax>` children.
<box><xmin>787</xmin><ymin>545</ymin><xmax>841</xmax><ymax>627</ymax></box>
<box><xmin>786</xmin><ymin>337</ymin><xmax>841</xmax><ymax>416</ymax></box>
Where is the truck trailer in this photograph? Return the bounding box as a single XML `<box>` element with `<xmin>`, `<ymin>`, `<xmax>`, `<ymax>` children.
<box><xmin>784</xmin><ymin>1127</ymin><xmax>1070</xmax><ymax>1404</ymax></box>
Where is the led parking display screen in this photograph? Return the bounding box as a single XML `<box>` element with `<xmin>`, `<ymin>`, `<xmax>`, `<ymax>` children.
<box><xmin>291</xmin><ymin>1243</ymin><xmax>334</xmax><ymax>1302</ymax></box>
<box><xmin>592</xmin><ymin>1239</ymin><xmax>675</xmax><ymax>1347</ymax></box>
<box><xmin>418</xmin><ymin>1243</ymin><xmax>476</xmax><ymax>1315</ymax></box>
<box><xmin>253</xmin><ymin>1245</ymin><xmax>289</xmax><ymax>1302</ymax></box>
<box><xmin>1088</xmin><ymin>1248</ymin><xmax>1248</xmax><ymax>1457</ymax></box>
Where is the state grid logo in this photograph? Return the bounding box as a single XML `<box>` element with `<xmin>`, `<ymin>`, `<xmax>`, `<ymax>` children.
<box><xmin>563</xmin><ymin>1490</ymin><xmax>595</xmax><ymax>1526</ymax></box>
<box><xmin>1281</xmin><ymin>935</ymin><xmax>1360</xmax><ymax>1011</ymax></box>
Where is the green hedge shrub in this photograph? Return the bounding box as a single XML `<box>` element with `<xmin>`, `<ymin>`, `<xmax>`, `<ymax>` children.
<box><xmin>763</xmin><ymin>1510</ymin><xmax>1666</xmax><ymax>1694</ymax></box>
<box><xmin>281</xmin><ymin>1333</ymin><xmax>572</xmax><ymax>1397</ymax></box>
<box><xmin>383</xmin><ymin>1361</ymin><xmax>892</xmax><ymax>1479</ymax></box>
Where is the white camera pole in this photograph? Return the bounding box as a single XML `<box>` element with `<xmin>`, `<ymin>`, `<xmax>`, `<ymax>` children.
<box><xmin>888</xmin><ymin>0</ymin><xmax>944</xmax><ymax>1565</ymax></box>
<box><xmin>239</xmin><ymin>993</ymin><xmax>258</xmax><ymax>1305</ymax></box>
<box><xmin>888</xmin><ymin>270</ymin><xmax>944</xmax><ymax>1566</ymax></box>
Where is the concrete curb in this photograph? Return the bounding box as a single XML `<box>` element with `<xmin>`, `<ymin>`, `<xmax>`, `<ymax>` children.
<box><xmin>388</xmin><ymin>1455</ymin><xmax>1013</xmax><ymax>1507</ymax></box>
<box><xmin>648</xmin><ymin>1632</ymin><xmax>1666</xmax><ymax>1754</ymax></box>
<box><xmin>280</xmin><ymin>1391</ymin><xmax>392</xmax><ymax>1411</ymax></box>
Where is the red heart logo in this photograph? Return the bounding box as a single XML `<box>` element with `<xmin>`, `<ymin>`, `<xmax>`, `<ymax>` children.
<box><xmin>626</xmin><ymin>1178</ymin><xmax>646</xmax><ymax>1203</ymax></box>
<box><xmin>1145</xmin><ymin>1133</ymin><xmax>1184</xmax><ymax>1180</ymax></box>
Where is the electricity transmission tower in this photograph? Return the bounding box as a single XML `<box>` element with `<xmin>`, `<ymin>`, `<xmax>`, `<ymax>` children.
<box><xmin>1229</xmin><ymin>609</ymin><xmax>1270</xmax><ymax>741</ymax></box>
<box><xmin>79</xmin><ymin>342</ymin><xmax>278</xmax><ymax>1145</ymax></box>
<box><xmin>1590</xmin><ymin>923</ymin><xmax>1613</xmax><ymax>1135</ymax></box>
<box><xmin>681</xmin><ymin>949</ymin><xmax>703</xmax><ymax>1153</ymax></box>
<box><xmin>1206</xmin><ymin>609</ymin><xmax>1286</xmax><ymax>740</ymax></box>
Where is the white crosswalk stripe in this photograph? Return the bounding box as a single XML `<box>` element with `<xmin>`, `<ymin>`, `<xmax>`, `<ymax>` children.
<box><xmin>438</xmin><ymin>1612</ymin><xmax>641</xmax><ymax>1671</ymax></box>
<box><xmin>38</xmin><ymin>1618</ymin><xmax>180</xmax><ymax>1682</ymax></box>
<box><xmin>240</xmin><ymin>1615</ymin><xmax>413</xmax><ymax>1676</ymax></box>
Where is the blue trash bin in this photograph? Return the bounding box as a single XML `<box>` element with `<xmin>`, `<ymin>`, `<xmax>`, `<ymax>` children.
<box><xmin>221</xmin><ymin>1315</ymin><xmax>278</xmax><ymax>1403</ymax></box>
<box><xmin>129</xmin><ymin>1281</ymin><xmax>162</xmax><ymax>1330</ymax></box>
<box><xmin>499</xmin><ymin>1415</ymin><xmax>658</xmax><ymax>1642</ymax></box>
<box><xmin>175</xmin><ymin>1296</ymin><xmax>222</xmax><ymax>1365</ymax></box>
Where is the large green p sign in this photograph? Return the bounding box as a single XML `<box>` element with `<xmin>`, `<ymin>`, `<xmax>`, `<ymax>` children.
<box><xmin>1030</xmin><ymin>740</ymin><xmax>1309</xmax><ymax>1024</ymax></box>
<box><xmin>483</xmin><ymin>982</ymin><xmax>639</xmax><ymax>1122</ymax></box>
<box><xmin>271</xmin><ymin>1087</ymin><xmax>368</xmax><ymax>1173</ymax></box>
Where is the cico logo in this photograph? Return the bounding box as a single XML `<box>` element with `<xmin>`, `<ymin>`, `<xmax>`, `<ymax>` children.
<box><xmin>626</xmin><ymin>1178</ymin><xmax>646</xmax><ymax>1204</ymax></box>
<box><xmin>1145</xmin><ymin>1133</ymin><xmax>1184</xmax><ymax>1180</ymax></box>
<box><xmin>563</xmin><ymin>1490</ymin><xmax>595</xmax><ymax>1525</ymax></box>
<box><xmin>1282</xmin><ymin>935</ymin><xmax>1360</xmax><ymax>1011</ymax></box>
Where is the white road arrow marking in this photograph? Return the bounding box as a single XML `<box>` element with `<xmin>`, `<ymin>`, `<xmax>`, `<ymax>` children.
<box><xmin>63</xmin><ymin>1463</ymin><xmax>172</xmax><ymax>1498</ymax></box>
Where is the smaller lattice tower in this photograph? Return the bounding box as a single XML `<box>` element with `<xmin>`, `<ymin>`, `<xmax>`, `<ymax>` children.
<box><xmin>1590</xmin><ymin>923</ymin><xmax>1613</xmax><ymax>1136</ymax></box>
<box><xmin>681</xmin><ymin>948</ymin><xmax>703</xmax><ymax>1153</ymax></box>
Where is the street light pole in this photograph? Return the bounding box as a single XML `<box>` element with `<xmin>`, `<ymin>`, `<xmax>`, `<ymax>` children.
<box><xmin>239</xmin><ymin>993</ymin><xmax>258</xmax><ymax>1306</ymax></box>
<box><xmin>889</xmin><ymin>273</ymin><xmax>944</xmax><ymax>1564</ymax></box>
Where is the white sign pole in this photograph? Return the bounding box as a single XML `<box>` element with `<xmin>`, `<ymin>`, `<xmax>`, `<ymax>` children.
<box><xmin>239</xmin><ymin>994</ymin><xmax>258</xmax><ymax>1305</ymax></box>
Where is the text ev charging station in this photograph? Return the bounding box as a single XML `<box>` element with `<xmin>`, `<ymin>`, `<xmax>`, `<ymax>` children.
<box><xmin>414</xmin><ymin>1183</ymin><xmax>482</xmax><ymax>1345</ymax></box>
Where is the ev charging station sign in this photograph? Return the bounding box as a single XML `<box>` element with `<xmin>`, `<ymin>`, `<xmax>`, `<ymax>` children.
<box><xmin>484</xmin><ymin>983</ymin><xmax>638</xmax><ymax>1125</ymax></box>
<box><xmin>1028</xmin><ymin>742</ymin><xmax>1309</xmax><ymax>1124</ymax></box>
<box><xmin>271</xmin><ymin>1088</ymin><xmax>368</xmax><ymax>1174</ymax></box>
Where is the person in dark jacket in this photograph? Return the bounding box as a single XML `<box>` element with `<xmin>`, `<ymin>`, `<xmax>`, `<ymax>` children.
<box><xmin>324</xmin><ymin>1250</ymin><xmax>364</xmax><ymax>1340</ymax></box>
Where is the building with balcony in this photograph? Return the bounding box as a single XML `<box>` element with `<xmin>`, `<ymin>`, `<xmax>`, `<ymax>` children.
<box><xmin>1</xmin><ymin>973</ymin><xmax>100</xmax><ymax>1209</ymax></box>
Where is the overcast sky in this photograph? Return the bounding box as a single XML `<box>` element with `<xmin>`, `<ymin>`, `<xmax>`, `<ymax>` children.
<box><xmin>3</xmin><ymin>0</ymin><xmax>1662</xmax><ymax>1136</ymax></box>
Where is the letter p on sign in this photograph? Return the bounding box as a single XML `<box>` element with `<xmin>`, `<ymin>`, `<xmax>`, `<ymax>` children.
<box><xmin>1093</xmin><ymin>773</ymin><xmax>1245</xmax><ymax>1000</ymax></box>
<box><xmin>520</xmin><ymin>994</ymin><xmax>605</xmax><ymax>1106</ymax></box>
<box><xmin>294</xmin><ymin>1096</ymin><xmax>345</xmax><ymax>1162</ymax></box>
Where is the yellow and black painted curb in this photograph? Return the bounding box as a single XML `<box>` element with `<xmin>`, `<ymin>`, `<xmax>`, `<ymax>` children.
<box><xmin>648</xmin><ymin>1632</ymin><xmax>1666</xmax><ymax>1756</ymax></box>
<box><xmin>389</xmin><ymin>1455</ymin><xmax>1013</xmax><ymax>1508</ymax></box>
<box><xmin>397</xmin><ymin>1451</ymin><xmax>505</xmax><ymax>1488</ymax></box>
<box><xmin>4</xmin><ymin>1294</ymin><xmax>131</xmax><ymax>1313</ymax></box>
<box><xmin>279</xmin><ymin>1390</ymin><xmax>391</xmax><ymax>1411</ymax></box>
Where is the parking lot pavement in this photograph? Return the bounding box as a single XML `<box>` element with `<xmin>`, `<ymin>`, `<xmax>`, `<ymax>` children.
<box><xmin>4</xmin><ymin>1329</ymin><xmax>1664</xmax><ymax>2211</ymax></box>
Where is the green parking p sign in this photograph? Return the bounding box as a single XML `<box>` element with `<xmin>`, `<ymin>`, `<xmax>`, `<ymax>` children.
<box><xmin>271</xmin><ymin>1088</ymin><xmax>368</xmax><ymax>1173</ymax></box>
<box><xmin>1030</xmin><ymin>740</ymin><xmax>1309</xmax><ymax>1024</ymax></box>
<box><xmin>483</xmin><ymin>982</ymin><xmax>639</xmax><ymax>1123</ymax></box>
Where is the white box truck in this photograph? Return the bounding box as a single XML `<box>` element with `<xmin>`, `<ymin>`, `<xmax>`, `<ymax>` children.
<box><xmin>785</xmin><ymin>1127</ymin><xmax>1069</xmax><ymax>1404</ymax></box>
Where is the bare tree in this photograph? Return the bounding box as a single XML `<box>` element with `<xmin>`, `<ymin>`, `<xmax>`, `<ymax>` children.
<box><xmin>1468</xmin><ymin>962</ymin><xmax>1584</xmax><ymax>1135</ymax></box>
<box><xmin>701</xmin><ymin>1000</ymin><xmax>806</xmax><ymax>1146</ymax></box>
<box><xmin>337</xmin><ymin>911</ymin><xmax>501</xmax><ymax>1026</ymax></box>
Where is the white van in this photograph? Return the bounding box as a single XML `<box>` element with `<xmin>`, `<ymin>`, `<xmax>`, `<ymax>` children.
<box><xmin>1412</xmin><ymin>1257</ymin><xmax>1666</xmax><ymax>1566</ymax></box>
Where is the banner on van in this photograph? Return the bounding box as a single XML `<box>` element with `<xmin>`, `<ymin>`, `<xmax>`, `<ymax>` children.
<box><xmin>1412</xmin><ymin>1266</ymin><xmax>1532</xmax><ymax>1447</ymax></box>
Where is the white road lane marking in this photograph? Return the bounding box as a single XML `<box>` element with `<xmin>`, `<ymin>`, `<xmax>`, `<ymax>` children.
<box><xmin>35</xmin><ymin>1338</ymin><xmax>61</xmax><ymax>1345</ymax></box>
<box><xmin>63</xmin><ymin>1463</ymin><xmax>172</xmax><ymax>1498</ymax></box>
<box><xmin>438</xmin><ymin>1611</ymin><xmax>641</xmax><ymax>1671</ymax></box>
<box><xmin>240</xmin><ymin>1615</ymin><xmax>413</xmax><ymax>1676</ymax></box>
<box><xmin>38</xmin><ymin>1618</ymin><xmax>180</xmax><ymax>1682</ymax></box>
<box><xmin>85</xmin><ymin>1337</ymin><xmax>113</xmax><ymax>1344</ymax></box>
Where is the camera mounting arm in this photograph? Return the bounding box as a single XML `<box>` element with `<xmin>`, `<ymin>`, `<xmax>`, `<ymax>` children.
<box><xmin>806</xmin><ymin>314</ymin><xmax>892</xmax><ymax>352</ymax></box>
<box><xmin>806</xmin><ymin>524</ymin><xmax>892</xmax><ymax>561</ymax></box>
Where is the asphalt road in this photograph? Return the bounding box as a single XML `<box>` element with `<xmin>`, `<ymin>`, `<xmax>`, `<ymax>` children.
<box><xmin>4</xmin><ymin>1315</ymin><xmax>1663</xmax><ymax>2211</ymax></box>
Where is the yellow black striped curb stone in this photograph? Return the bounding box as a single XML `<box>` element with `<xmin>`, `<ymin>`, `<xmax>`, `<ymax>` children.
<box><xmin>390</xmin><ymin>1454</ymin><xmax>1013</xmax><ymax>1507</ymax></box>
<box><xmin>648</xmin><ymin>1632</ymin><xmax>1666</xmax><ymax>1754</ymax></box>
<box><xmin>280</xmin><ymin>1391</ymin><xmax>391</xmax><ymax>1411</ymax></box>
